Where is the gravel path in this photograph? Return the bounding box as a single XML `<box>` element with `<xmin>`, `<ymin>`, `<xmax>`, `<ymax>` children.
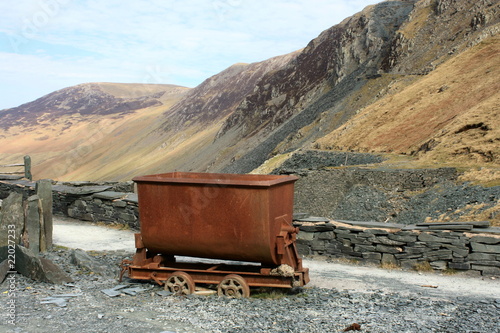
<box><xmin>1</xmin><ymin>218</ymin><xmax>499</xmax><ymax>333</ymax></box>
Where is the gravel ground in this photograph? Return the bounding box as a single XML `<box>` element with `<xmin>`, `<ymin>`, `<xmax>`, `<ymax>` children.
<box><xmin>1</xmin><ymin>219</ymin><xmax>499</xmax><ymax>333</ymax></box>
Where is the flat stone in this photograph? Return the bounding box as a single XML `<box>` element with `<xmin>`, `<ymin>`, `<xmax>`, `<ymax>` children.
<box><xmin>0</xmin><ymin>175</ymin><xmax>23</xmax><ymax>180</ymax></box>
<box><xmin>40</xmin><ymin>297</ymin><xmax>67</xmax><ymax>307</ymax></box>
<box><xmin>469</xmin><ymin>236</ymin><xmax>500</xmax><ymax>245</ymax></box>
<box><xmin>112</xmin><ymin>200</ymin><xmax>128</xmax><ymax>208</ymax></box>
<box><xmin>354</xmin><ymin>245</ymin><xmax>377</xmax><ymax>252</ymax></box>
<box><xmin>52</xmin><ymin>184</ymin><xmax>112</xmax><ymax>195</ymax></box>
<box><xmin>467</xmin><ymin>253</ymin><xmax>496</xmax><ymax>261</ymax></box>
<box><xmin>470</xmin><ymin>242</ymin><xmax>500</xmax><ymax>254</ymax></box>
<box><xmin>375</xmin><ymin>244</ymin><xmax>403</xmax><ymax>254</ymax></box>
<box><xmin>388</xmin><ymin>234</ymin><xmax>418</xmax><ymax>243</ymax></box>
<box><xmin>418</xmin><ymin>233</ymin><xmax>458</xmax><ymax>243</ymax></box>
<box><xmin>372</xmin><ymin>236</ymin><xmax>405</xmax><ymax>246</ymax></box>
<box><xmin>317</xmin><ymin>231</ymin><xmax>335</xmax><ymax>240</ymax></box>
<box><xmin>442</xmin><ymin>244</ymin><xmax>470</xmax><ymax>257</ymax></box>
<box><xmin>101</xmin><ymin>285</ymin><xmax>129</xmax><ymax>297</ymax></box>
<box><xmin>121</xmin><ymin>287</ymin><xmax>147</xmax><ymax>296</ymax></box>
<box><xmin>92</xmin><ymin>191</ymin><xmax>127</xmax><ymax>200</ymax></box>
<box><xmin>428</xmin><ymin>224</ymin><xmax>473</xmax><ymax>231</ymax></box>
<box><xmin>468</xmin><ymin>261</ymin><xmax>500</xmax><ymax>267</ymax></box>
<box><xmin>424</xmin><ymin>249</ymin><xmax>453</xmax><ymax>261</ymax></box>
<box><xmin>468</xmin><ymin>227</ymin><xmax>500</xmax><ymax>234</ymax></box>
<box><xmin>363</xmin><ymin>229</ymin><xmax>390</xmax><ymax>236</ymax></box>
<box><xmin>295</xmin><ymin>216</ymin><xmax>330</xmax><ymax>223</ymax></box>
<box><xmin>399</xmin><ymin>259</ymin><xmax>421</xmax><ymax>270</ymax></box>
<box><xmin>336</xmin><ymin>220</ymin><xmax>404</xmax><ymax>229</ymax></box>
<box><xmin>401</xmin><ymin>225</ymin><xmax>430</xmax><ymax>231</ymax></box>
<box><xmin>471</xmin><ymin>265</ymin><xmax>500</xmax><ymax>275</ymax></box>
<box><xmin>363</xmin><ymin>252</ymin><xmax>381</xmax><ymax>260</ymax></box>
<box><xmin>417</xmin><ymin>221</ymin><xmax>490</xmax><ymax>228</ymax></box>
<box><xmin>394</xmin><ymin>252</ymin><xmax>424</xmax><ymax>260</ymax></box>
<box><xmin>448</xmin><ymin>262</ymin><xmax>471</xmax><ymax>270</ymax></box>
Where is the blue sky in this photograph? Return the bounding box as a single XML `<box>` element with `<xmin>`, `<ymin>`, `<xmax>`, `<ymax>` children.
<box><xmin>0</xmin><ymin>0</ymin><xmax>379</xmax><ymax>110</ymax></box>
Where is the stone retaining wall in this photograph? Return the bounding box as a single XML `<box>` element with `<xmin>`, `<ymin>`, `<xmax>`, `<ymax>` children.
<box><xmin>296</xmin><ymin>220</ymin><xmax>500</xmax><ymax>276</ymax></box>
<box><xmin>0</xmin><ymin>180</ymin><xmax>139</xmax><ymax>228</ymax></box>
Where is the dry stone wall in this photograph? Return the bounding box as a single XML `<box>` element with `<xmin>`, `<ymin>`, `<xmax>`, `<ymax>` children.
<box><xmin>0</xmin><ymin>180</ymin><xmax>139</xmax><ymax>229</ymax></box>
<box><xmin>296</xmin><ymin>219</ymin><xmax>500</xmax><ymax>276</ymax></box>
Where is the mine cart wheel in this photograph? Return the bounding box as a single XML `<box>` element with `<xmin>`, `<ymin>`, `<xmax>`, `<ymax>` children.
<box><xmin>217</xmin><ymin>274</ymin><xmax>250</xmax><ymax>298</ymax></box>
<box><xmin>165</xmin><ymin>271</ymin><xmax>195</xmax><ymax>295</ymax></box>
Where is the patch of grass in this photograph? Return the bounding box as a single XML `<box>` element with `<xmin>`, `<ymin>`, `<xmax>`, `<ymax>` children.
<box><xmin>443</xmin><ymin>268</ymin><xmax>457</xmax><ymax>275</ymax></box>
<box><xmin>380</xmin><ymin>262</ymin><xmax>400</xmax><ymax>270</ymax></box>
<box><xmin>413</xmin><ymin>261</ymin><xmax>434</xmax><ymax>272</ymax></box>
<box><xmin>53</xmin><ymin>245</ymin><xmax>70</xmax><ymax>251</ymax></box>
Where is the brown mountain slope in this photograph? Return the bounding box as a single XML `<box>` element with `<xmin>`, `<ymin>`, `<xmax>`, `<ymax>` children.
<box><xmin>43</xmin><ymin>53</ymin><xmax>298</xmax><ymax>180</ymax></box>
<box><xmin>316</xmin><ymin>34</ymin><xmax>500</xmax><ymax>168</ymax></box>
<box><xmin>0</xmin><ymin>83</ymin><xmax>190</xmax><ymax>179</ymax></box>
<box><xmin>219</xmin><ymin>0</ymin><xmax>500</xmax><ymax>174</ymax></box>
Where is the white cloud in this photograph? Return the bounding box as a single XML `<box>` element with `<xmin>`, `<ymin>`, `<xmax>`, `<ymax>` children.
<box><xmin>0</xmin><ymin>0</ymin><xmax>380</xmax><ymax>109</ymax></box>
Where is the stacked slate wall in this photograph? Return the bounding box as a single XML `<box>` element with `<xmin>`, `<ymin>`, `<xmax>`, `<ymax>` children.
<box><xmin>296</xmin><ymin>221</ymin><xmax>500</xmax><ymax>276</ymax></box>
<box><xmin>0</xmin><ymin>180</ymin><xmax>139</xmax><ymax>229</ymax></box>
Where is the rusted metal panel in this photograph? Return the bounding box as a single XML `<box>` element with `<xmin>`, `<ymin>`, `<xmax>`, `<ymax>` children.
<box><xmin>133</xmin><ymin>172</ymin><xmax>299</xmax><ymax>267</ymax></box>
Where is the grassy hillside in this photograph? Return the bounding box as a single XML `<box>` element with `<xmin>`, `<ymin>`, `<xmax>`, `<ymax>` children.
<box><xmin>316</xmin><ymin>35</ymin><xmax>500</xmax><ymax>177</ymax></box>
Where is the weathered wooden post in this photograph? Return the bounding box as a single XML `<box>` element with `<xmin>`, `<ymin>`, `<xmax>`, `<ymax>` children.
<box><xmin>24</xmin><ymin>155</ymin><xmax>32</xmax><ymax>181</ymax></box>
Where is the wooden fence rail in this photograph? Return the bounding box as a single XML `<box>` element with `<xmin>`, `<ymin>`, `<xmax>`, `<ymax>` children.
<box><xmin>0</xmin><ymin>155</ymin><xmax>32</xmax><ymax>180</ymax></box>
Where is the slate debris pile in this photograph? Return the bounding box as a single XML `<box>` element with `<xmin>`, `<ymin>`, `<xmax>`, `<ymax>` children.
<box><xmin>1</xmin><ymin>248</ymin><xmax>499</xmax><ymax>333</ymax></box>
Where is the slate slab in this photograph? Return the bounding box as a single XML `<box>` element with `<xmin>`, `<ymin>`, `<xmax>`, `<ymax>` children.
<box><xmin>428</xmin><ymin>224</ymin><xmax>473</xmax><ymax>231</ymax></box>
<box><xmin>0</xmin><ymin>192</ymin><xmax>24</xmax><ymax>247</ymax></box>
<box><xmin>52</xmin><ymin>184</ymin><xmax>112</xmax><ymax>195</ymax></box>
<box><xmin>92</xmin><ymin>191</ymin><xmax>127</xmax><ymax>200</ymax></box>
<box><xmin>295</xmin><ymin>216</ymin><xmax>330</xmax><ymax>223</ymax></box>
<box><xmin>25</xmin><ymin>195</ymin><xmax>41</xmax><ymax>254</ymax></box>
<box><xmin>123</xmin><ymin>193</ymin><xmax>138</xmax><ymax>203</ymax></box>
<box><xmin>417</xmin><ymin>221</ymin><xmax>490</xmax><ymax>228</ymax></box>
<box><xmin>0</xmin><ymin>175</ymin><xmax>23</xmax><ymax>180</ymax></box>
<box><xmin>336</xmin><ymin>220</ymin><xmax>405</xmax><ymax>229</ymax></box>
<box><xmin>36</xmin><ymin>179</ymin><xmax>53</xmax><ymax>250</ymax></box>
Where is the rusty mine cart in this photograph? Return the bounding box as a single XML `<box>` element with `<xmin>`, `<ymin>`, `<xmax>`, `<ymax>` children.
<box><xmin>120</xmin><ymin>172</ymin><xmax>309</xmax><ymax>298</ymax></box>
